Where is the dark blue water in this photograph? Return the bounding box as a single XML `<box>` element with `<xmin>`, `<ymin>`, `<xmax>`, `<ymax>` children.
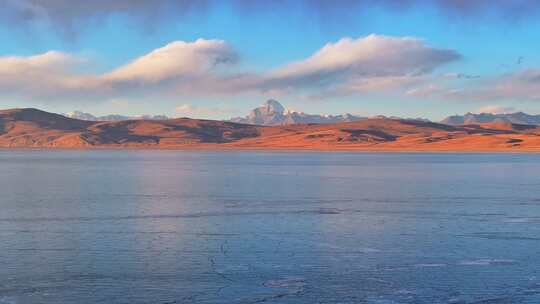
<box><xmin>1</xmin><ymin>151</ymin><xmax>540</xmax><ymax>303</ymax></box>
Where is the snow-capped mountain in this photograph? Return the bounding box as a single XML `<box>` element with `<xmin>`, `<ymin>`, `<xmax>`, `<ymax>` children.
<box><xmin>230</xmin><ymin>99</ymin><xmax>366</xmax><ymax>126</ymax></box>
<box><xmin>441</xmin><ymin>112</ymin><xmax>540</xmax><ymax>125</ymax></box>
<box><xmin>64</xmin><ymin>111</ymin><xmax>169</xmax><ymax>121</ymax></box>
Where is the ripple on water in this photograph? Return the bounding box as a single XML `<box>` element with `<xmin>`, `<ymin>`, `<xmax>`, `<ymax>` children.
<box><xmin>458</xmin><ymin>259</ymin><xmax>517</xmax><ymax>266</ymax></box>
<box><xmin>502</xmin><ymin>217</ymin><xmax>540</xmax><ymax>223</ymax></box>
<box><xmin>414</xmin><ymin>263</ymin><xmax>448</xmax><ymax>268</ymax></box>
<box><xmin>0</xmin><ymin>297</ymin><xmax>17</xmax><ymax>304</ymax></box>
<box><xmin>263</xmin><ymin>276</ymin><xmax>306</xmax><ymax>289</ymax></box>
<box><xmin>466</xmin><ymin>232</ymin><xmax>540</xmax><ymax>241</ymax></box>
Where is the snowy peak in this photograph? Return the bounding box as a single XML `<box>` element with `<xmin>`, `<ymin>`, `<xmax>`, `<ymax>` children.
<box><xmin>63</xmin><ymin>111</ymin><xmax>169</xmax><ymax>121</ymax></box>
<box><xmin>441</xmin><ymin>112</ymin><xmax>540</xmax><ymax>125</ymax></box>
<box><xmin>65</xmin><ymin>111</ymin><xmax>99</xmax><ymax>121</ymax></box>
<box><xmin>230</xmin><ymin>99</ymin><xmax>366</xmax><ymax>126</ymax></box>
<box><xmin>259</xmin><ymin>99</ymin><xmax>285</xmax><ymax>115</ymax></box>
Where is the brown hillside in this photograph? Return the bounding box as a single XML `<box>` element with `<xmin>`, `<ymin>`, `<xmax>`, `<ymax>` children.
<box><xmin>1</xmin><ymin>108</ymin><xmax>540</xmax><ymax>151</ymax></box>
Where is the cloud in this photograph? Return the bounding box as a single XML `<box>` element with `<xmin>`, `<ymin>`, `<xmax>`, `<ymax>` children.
<box><xmin>434</xmin><ymin>0</ymin><xmax>540</xmax><ymax>19</ymax></box>
<box><xmin>0</xmin><ymin>51</ymin><xmax>82</xmax><ymax>72</ymax></box>
<box><xmin>304</xmin><ymin>0</ymin><xmax>540</xmax><ymax>21</ymax></box>
<box><xmin>3</xmin><ymin>1</ymin><xmax>540</xmax><ymax>40</ymax></box>
<box><xmin>270</xmin><ymin>35</ymin><xmax>459</xmax><ymax>82</ymax></box>
<box><xmin>406</xmin><ymin>84</ymin><xmax>445</xmax><ymax>98</ymax></box>
<box><xmin>0</xmin><ymin>39</ymin><xmax>239</xmax><ymax>101</ymax></box>
<box><xmin>24</xmin><ymin>34</ymin><xmax>540</xmax><ymax>109</ymax></box>
<box><xmin>0</xmin><ymin>51</ymin><xmax>102</xmax><ymax>99</ymax></box>
<box><xmin>443</xmin><ymin>72</ymin><xmax>480</xmax><ymax>79</ymax></box>
<box><xmin>428</xmin><ymin>69</ymin><xmax>540</xmax><ymax>102</ymax></box>
<box><xmin>286</xmin><ymin>0</ymin><xmax>540</xmax><ymax>18</ymax></box>
<box><xmin>0</xmin><ymin>35</ymin><xmax>461</xmax><ymax>102</ymax></box>
<box><xmin>175</xmin><ymin>103</ymin><xmax>232</xmax><ymax>118</ymax></box>
<box><xmin>256</xmin><ymin>35</ymin><xmax>460</xmax><ymax>96</ymax></box>
<box><xmin>307</xmin><ymin>75</ymin><xmax>427</xmax><ymax>101</ymax></box>
<box><xmin>474</xmin><ymin>105</ymin><xmax>517</xmax><ymax>114</ymax></box>
<box><xmin>0</xmin><ymin>0</ymin><xmax>209</xmax><ymax>40</ymax></box>
<box><xmin>105</xmin><ymin>39</ymin><xmax>238</xmax><ymax>83</ymax></box>
<box><xmin>484</xmin><ymin>69</ymin><xmax>540</xmax><ymax>101</ymax></box>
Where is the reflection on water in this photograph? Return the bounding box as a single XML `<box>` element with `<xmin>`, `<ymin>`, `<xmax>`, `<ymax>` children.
<box><xmin>1</xmin><ymin>151</ymin><xmax>540</xmax><ymax>303</ymax></box>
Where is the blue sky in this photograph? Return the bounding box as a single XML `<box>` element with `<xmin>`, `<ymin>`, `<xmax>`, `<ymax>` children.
<box><xmin>1</xmin><ymin>0</ymin><xmax>540</xmax><ymax>120</ymax></box>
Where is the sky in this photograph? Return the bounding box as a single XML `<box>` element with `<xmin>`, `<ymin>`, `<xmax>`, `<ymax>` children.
<box><xmin>1</xmin><ymin>0</ymin><xmax>540</xmax><ymax>120</ymax></box>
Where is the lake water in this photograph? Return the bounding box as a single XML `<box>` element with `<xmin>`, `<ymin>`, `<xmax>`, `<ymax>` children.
<box><xmin>1</xmin><ymin>151</ymin><xmax>540</xmax><ymax>304</ymax></box>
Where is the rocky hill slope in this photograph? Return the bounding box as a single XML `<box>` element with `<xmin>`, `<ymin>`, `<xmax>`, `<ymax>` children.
<box><xmin>1</xmin><ymin>108</ymin><xmax>540</xmax><ymax>151</ymax></box>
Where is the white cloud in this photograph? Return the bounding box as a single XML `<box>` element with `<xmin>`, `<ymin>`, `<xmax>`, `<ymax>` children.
<box><xmin>0</xmin><ymin>51</ymin><xmax>82</xmax><ymax>73</ymax></box>
<box><xmin>0</xmin><ymin>39</ymin><xmax>239</xmax><ymax>101</ymax></box>
<box><xmin>474</xmin><ymin>105</ymin><xmax>517</xmax><ymax>114</ymax></box>
<box><xmin>0</xmin><ymin>51</ymin><xmax>102</xmax><ymax>99</ymax></box>
<box><xmin>487</xmin><ymin>69</ymin><xmax>540</xmax><ymax>101</ymax></box>
<box><xmin>105</xmin><ymin>39</ymin><xmax>237</xmax><ymax>83</ymax></box>
<box><xmin>3</xmin><ymin>0</ymin><xmax>540</xmax><ymax>42</ymax></box>
<box><xmin>341</xmin><ymin>75</ymin><xmax>425</xmax><ymax>94</ymax></box>
<box><xmin>418</xmin><ymin>69</ymin><xmax>540</xmax><ymax>102</ymax></box>
<box><xmin>261</xmin><ymin>34</ymin><xmax>461</xmax><ymax>92</ymax></box>
<box><xmin>175</xmin><ymin>103</ymin><xmax>232</xmax><ymax>119</ymax></box>
<box><xmin>406</xmin><ymin>84</ymin><xmax>444</xmax><ymax>97</ymax></box>
<box><xmin>443</xmin><ymin>72</ymin><xmax>480</xmax><ymax>79</ymax></box>
<box><xmin>0</xmin><ymin>35</ymin><xmax>462</xmax><ymax>103</ymax></box>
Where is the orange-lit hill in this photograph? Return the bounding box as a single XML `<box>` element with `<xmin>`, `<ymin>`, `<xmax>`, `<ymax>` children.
<box><xmin>1</xmin><ymin>108</ymin><xmax>540</xmax><ymax>151</ymax></box>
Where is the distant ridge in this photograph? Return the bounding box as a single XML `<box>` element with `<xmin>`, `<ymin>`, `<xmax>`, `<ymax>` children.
<box><xmin>230</xmin><ymin>99</ymin><xmax>367</xmax><ymax>126</ymax></box>
<box><xmin>64</xmin><ymin>111</ymin><xmax>169</xmax><ymax>121</ymax></box>
<box><xmin>441</xmin><ymin>112</ymin><xmax>540</xmax><ymax>126</ymax></box>
<box><xmin>1</xmin><ymin>107</ymin><xmax>540</xmax><ymax>151</ymax></box>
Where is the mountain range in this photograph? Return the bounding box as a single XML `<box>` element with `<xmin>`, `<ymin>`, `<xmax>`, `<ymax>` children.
<box><xmin>63</xmin><ymin>111</ymin><xmax>169</xmax><ymax>121</ymax></box>
<box><xmin>441</xmin><ymin>112</ymin><xmax>540</xmax><ymax>126</ymax></box>
<box><xmin>230</xmin><ymin>99</ymin><xmax>367</xmax><ymax>125</ymax></box>
<box><xmin>2</xmin><ymin>107</ymin><xmax>540</xmax><ymax>151</ymax></box>
<box><xmin>65</xmin><ymin>100</ymin><xmax>540</xmax><ymax>128</ymax></box>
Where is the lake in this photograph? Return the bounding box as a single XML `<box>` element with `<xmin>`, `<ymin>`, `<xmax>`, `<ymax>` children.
<box><xmin>1</xmin><ymin>150</ymin><xmax>540</xmax><ymax>303</ymax></box>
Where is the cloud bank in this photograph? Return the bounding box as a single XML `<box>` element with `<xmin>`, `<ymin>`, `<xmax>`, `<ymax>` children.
<box><xmin>2</xmin><ymin>0</ymin><xmax>540</xmax><ymax>39</ymax></box>
<box><xmin>261</xmin><ymin>35</ymin><xmax>460</xmax><ymax>96</ymax></box>
<box><xmin>0</xmin><ymin>51</ymin><xmax>96</xmax><ymax>98</ymax></box>
<box><xmin>474</xmin><ymin>105</ymin><xmax>517</xmax><ymax>114</ymax></box>
<box><xmin>408</xmin><ymin>69</ymin><xmax>540</xmax><ymax>103</ymax></box>
<box><xmin>0</xmin><ymin>0</ymin><xmax>208</xmax><ymax>39</ymax></box>
<box><xmin>0</xmin><ymin>35</ymin><xmax>461</xmax><ymax>103</ymax></box>
<box><xmin>105</xmin><ymin>39</ymin><xmax>238</xmax><ymax>83</ymax></box>
<box><xmin>0</xmin><ymin>39</ymin><xmax>238</xmax><ymax>101</ymax></box>
<box><xmin>2</xmin><ymin>34</ymin><xmax>537</xmax><ymax>107</ymax></box>
<box><xmin>175</xmin><ymin>104</ymin><xmax>232</xmax><ymax>118</ymax></box>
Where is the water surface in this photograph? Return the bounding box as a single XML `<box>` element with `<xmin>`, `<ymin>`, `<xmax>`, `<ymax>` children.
<box><xmin>1</xmin><ymin>151</ymin><xmax>540</xmax><ymax>303</ymax></box>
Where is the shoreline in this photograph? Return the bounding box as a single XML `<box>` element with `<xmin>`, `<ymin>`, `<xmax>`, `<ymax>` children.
<box><xmin>2</xmin><ymin>145</ymin><xmax>540</xmax><ymax>153</ymax></box>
